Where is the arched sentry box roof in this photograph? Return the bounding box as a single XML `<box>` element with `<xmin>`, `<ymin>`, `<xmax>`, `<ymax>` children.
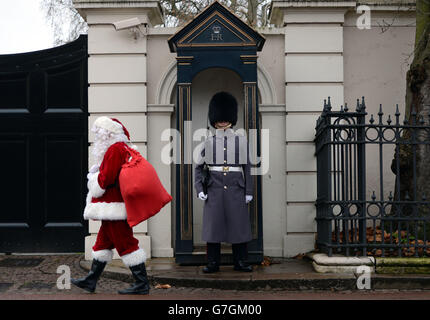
<box><xmin>167</xmin><ymin>0</ymin><xmax>265</xmax><ymax>53</ymax></box>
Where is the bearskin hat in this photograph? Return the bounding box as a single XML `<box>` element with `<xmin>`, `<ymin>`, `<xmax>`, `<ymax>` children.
<box><xmin>208</xmin><ymin>91</ymin><xmax>238</xmax><ymax>128</ymax></box>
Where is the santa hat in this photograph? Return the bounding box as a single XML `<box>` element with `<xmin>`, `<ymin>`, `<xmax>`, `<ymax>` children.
<box><xmin>208</xmin><ymin>91</ymin><xmax>238</xmax><ymax>128</ymax></box>
<box><xmin>93</xmin><ymin>116</ymin><xmax>130</xmax><ymax>140</ymax></box>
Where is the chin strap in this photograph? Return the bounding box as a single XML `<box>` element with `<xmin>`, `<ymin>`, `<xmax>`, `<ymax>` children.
<box><xmin>215</xmin><ymin>123</ymin><xmax>232</xmax><ymax>130</ymax></box>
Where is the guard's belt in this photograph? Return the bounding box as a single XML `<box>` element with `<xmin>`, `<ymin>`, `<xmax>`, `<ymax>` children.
<box><xmin>208</xmin><ymin>166</ymin><xmax>243</xmax><ymax>172</ymax></box>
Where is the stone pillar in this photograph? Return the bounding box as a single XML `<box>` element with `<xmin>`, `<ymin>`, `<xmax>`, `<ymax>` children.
<box><xmin>73</xmin><ymin>0</ymin><xmax>163</xmax><ymax>261</ymax></box>
<box><xmin>270</xmin><ymin>1</ymin><xmax>354</xmax><ymax>257</ymax></box>
<box><xmin>259</xmin><ymin>104</ymin><xmax>287</xmax><ymax>257</ymax></box>
<box><xmin>146</xmin><ymin>104</ymin><xmax>175</xmax><ymax>257</ymax></box>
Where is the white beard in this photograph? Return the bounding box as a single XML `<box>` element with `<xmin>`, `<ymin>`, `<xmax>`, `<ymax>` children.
<box><xmin>91</xmin><ymin>127</ymin><xmax>129</xmax><ymax>166</ymax></box>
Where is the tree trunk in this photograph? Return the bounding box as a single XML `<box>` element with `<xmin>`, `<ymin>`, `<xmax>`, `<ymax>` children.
<box><xmin>247</xmin><ymin>0</ymin><xmax>258</xmax><ymax>27</ymax></box>
<box><xmin>392</xmin><ymin>0</ymin><xmax>430</xmax><ymax>238</ymax></box>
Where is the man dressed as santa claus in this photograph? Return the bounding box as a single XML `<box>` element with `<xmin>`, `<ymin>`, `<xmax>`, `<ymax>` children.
<box><xmin>71</xmin><ymin>116</ymin><xmax>149</xmax><ymax>295</ymax></box>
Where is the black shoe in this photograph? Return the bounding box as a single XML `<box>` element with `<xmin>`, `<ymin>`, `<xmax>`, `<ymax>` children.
<box><xmin>203</xmin><ymin>261</ymin><xmax>219</xmax><ymax>273</ymax></box>
<box><xmin>118</xmin><ymin>262</ymin><xmax>150</xmax><ymax>295</ymax></box>
<box><xmin>234</xmin><ymin>261</ymin><xmax>253</xmax><ymax>272</ymax></box>
<box><xmin>71</xmin><ymin>259</ymin><xmax>106</xmax><ymax>293</ymax></box>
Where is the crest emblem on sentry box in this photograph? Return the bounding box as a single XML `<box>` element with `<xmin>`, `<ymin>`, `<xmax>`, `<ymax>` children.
<box><xmin>211</xmin><ymin>25</ymin><xmax>223</xmax><ymax>41</ymax></box>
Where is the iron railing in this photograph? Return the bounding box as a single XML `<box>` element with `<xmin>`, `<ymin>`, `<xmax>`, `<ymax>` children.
<box><xmin>315</xmin><ymin>97</ymin><xmax>430</xmax><ymax>257</ymax></box>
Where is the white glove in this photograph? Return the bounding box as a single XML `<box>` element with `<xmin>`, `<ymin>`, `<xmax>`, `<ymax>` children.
<box><xmin>245</xmin><ymin>195</ymin><xmax>253</xmax><ymax>204</ymax></box>
<box><xmin>198</xmin><ymin>192</ymin><xmax>208</xmax><ymax>201</ymax></box>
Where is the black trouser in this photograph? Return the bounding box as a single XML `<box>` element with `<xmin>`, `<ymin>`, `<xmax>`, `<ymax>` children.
<box><xmin>206</xmin><ymin>242</ymin><xmax>248</xmax><ymax>265</ymax></box>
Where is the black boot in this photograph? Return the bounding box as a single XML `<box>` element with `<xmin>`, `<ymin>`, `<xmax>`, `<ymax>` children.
<box><xmin>232</xmin><ymin>243</ymin><xmax>253</xmax><ymax>272</ymax></box>
<box><xmin>71</xmin><ymin>259</ymin><xmax>106</xmax><ymax>293</ymax></box>
<box><xmin>203</xmin><ymin>261</ymin><xmax>220</xmax><ymax>273</ymax></box>
<box><xmin>118</xmin><ymin>262</ymin><xmax>150</xmax><ymax>295</ymax></box>
<box><xmin>234</xmin><ymin>260</ymin><xmax>253</xmax><ymax>272</ymax></box>
<box><xmin>203</xmin><ymin>242</ymin><xmax>220</xmax><ymax>273</ymax></box>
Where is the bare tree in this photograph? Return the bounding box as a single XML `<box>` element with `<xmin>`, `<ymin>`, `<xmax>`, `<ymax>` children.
<box><xmin>42</xmin><ymin>0</ymin><xmax>272</xmax><ymax>45</ymax></box>
<box><xmin>391</xmin><ymin>0</ymin><xmax>430</xmax><ymax>237</ymax></box>
<box><xmin>41</xmin><ymin>0</ymin><xmax>88</xmax><ymax>46</ymax></box>
<box><xmin>160</xmin><ymin>0</ymin><xmax>272</xmax><ymax>28</ymax></box>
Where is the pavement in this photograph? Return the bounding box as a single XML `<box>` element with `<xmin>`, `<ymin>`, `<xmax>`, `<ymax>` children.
<box><xmin>1</xmin><ymin>253</ymin><xmax>430</xmax><ymax>300</ymax></box>
<box><xmin>80</xmin><ymin>255</ymin><xmax>430</xmax><ymax>291</ymax></box>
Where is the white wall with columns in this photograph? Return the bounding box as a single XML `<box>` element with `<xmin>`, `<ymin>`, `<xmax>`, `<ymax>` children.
<box><xmin>74</xmin><ymin>0</ymin><xmax>164</xmax><ymax>260</ymax></box>
<box><xmin>74</xmin><ymin>0</ymin><xmax>416</xmax><ymax>260</ymax></box>
<box><xmin>343</xmin><ymin>9</ymin><xmax>415</xmax><ymax>208</ymax></box>
<box><xmin>270</xmin><ymin>0</ymin><xmax>415</xmax><ymax>257</ymax></box>
<box><xmin>271</xmin><ymin>3</ymin><xmax>350</xmax><ymax>256</ymax></box>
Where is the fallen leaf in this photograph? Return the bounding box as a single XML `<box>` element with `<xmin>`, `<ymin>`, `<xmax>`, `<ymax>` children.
<box><xmin>292</xmin><ymin>253</ymin><xmax>305</xmax><ymax>260</ymax></box>
<box><xmin>155</xmin><ymin>284</ymin><xmax>171</xmax><ymax>289</ymax></box>
<box><xmin>261</xmin><ymin>256</ymin><xmax>272</xmax><ymax>266</ymax></box>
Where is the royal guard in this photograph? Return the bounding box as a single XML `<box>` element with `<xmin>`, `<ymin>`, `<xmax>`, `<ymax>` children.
<box><xmin>71</xmin><ymin>117</ymin><xmax>150</xmax><ymax>294</ymax></box>
<box><xmin>195</xmin><ymin>91</ymin><xmax>254</xmax><ymax>273</ymax></box>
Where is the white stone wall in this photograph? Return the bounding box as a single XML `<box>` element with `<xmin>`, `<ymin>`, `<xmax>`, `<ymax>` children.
<box><xmin>282</xmin><ymin>8</ymin><xmax>346</xmax><ymax>256</ymax></box>
<box><xmin>75</xmin><ymin>4</ymin><xmax>155</xmax><ymax>260</ymax></box>
<box><xmin>343</xmin><ymin>10</ymin><xmax>416</xmax><ymax>204</ymax></box>
<box><xmin>76</xmin><ymin>0</ymin><xmax>416</xmax><ymax>260</ymax></box>
<box><xmin>271</xmin><ymin>1</ymin><xmax>416</xmax><ymax>256</ymax></box>
<box><xmin>256</xmin><ymin>31</ymin><xmax>287</xmax><ymax>258</ymax></box>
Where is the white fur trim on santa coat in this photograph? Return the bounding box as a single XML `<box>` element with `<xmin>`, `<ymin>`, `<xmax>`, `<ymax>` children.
<box><xmin>87</xmin><ymin>172</ymin><xmax>105</xmax><ymax>199</ymax></box>
<box><xmin>92</xmin><ymin>249</ymin><xmax>113</xmax><ymax>263</ymax></box>
<box><xmin>84</xmin><ymin>201</ymin><xmax>127</xmax><ymax>221</ymax></box>
<box><xmin>121</xmin><ymin>248</ymin><xmax>147</xmax><ymax>267</ymax></box>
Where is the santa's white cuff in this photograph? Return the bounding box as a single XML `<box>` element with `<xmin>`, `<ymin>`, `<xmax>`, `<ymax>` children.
<box><xmin>87</xmin><ymin>172</ymin><xmax>105</xmax><ymax>198</ymax></box>
<box><xmin>121</xmin><ymin>249</ymin><xmax>147</xmax><ymax>267</ymax></box>
<box><xmin>92</xmin><ymin>249</ymin><xmax>113</xmax><ymax>263</ymax></box>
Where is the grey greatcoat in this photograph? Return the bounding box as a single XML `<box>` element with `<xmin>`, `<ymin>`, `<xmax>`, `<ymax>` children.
<box><xmin>195</xmin><ymin>128</ymin><xmax>254</xmax><ymax>244</ymax></box>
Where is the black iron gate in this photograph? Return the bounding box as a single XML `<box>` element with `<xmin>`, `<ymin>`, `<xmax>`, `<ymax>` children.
<box><xmin>315</xmin><ymin>97</ymin><xmax>430</xmax><ymax>257</ymax></box>
<box><xmin>0</xmin><ymin>35</ymin><xmax>88</xmax><ymax>252</ymax></box>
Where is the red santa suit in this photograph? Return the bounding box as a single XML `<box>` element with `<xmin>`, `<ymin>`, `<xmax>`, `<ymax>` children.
<box><xmin>84</xmin><ymin>117</ymin><xmax>146</xmax><ymax>267</ymax></box>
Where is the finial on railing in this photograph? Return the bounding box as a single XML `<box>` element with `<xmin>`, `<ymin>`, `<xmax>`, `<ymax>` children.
<box><xmin>387</xmin><ymin>115</ymin><xmax>392</xmax><ymax>125</ymax></box>
<box><xmin>378</xmin><ymin>104</ymin><xmax>384</xmax><ymax>124</ymax></box>
<box><xmin>327</xmin><ymin>96</ymin><xmax>332</xmax><ymax>111</ymax></box>
<box><xmin>356</xmin><ymin>98</ymin><xmax>361</xmax><ymax>112</ymax></box>
<box><xmin>395</xmin><ymin>104</ymin><xmax>400</xmax><ymax>124</ymax></box>
<box><xmin>411</xmin><ymin>105</ymin><xmax>417</xmax><ymax>125</ymax></box>
<box><xmin>388</xmin><ymin>192</ymin><xmax>393</xmax><ymax>202</ymax></box>
<box><xmin>361</xmin><ymin>96</ymin><xmax>366</xmax><ymax>112</ymax></box>
<box><xmin>371</xmin><ymin>191</ymin><xmax>376</xmax><ymax>202</ymax></box>
<box><xmin>344</xmin><ymin>102</ymin><xmax>349</xmax><ymax>112</ymax></box>
<box><xmin>340</xmin><ymin>104</ymin><xmax>344</xmax><ymax>113</ymax></box>
<box><xmin>369</xmin><ymin>114</ymin><xmax>375</xmax><ymax>124</ymax></box>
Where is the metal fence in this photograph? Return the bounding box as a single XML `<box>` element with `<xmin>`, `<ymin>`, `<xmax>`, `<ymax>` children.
<box><xmin>315</xmin><ymin>97</ymin><xmax>430</xmax><ymax>257</ymax></box>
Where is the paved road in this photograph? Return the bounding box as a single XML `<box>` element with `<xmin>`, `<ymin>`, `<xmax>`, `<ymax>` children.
<box><xmin>1</xmin><ymin>290</ymin><xmax>430</xmax><ymax>300</ymax></box>
<box><xmin>1</xmin><ymin>254</ymin><xmax>430</xmax><ymax>301</ymax></box>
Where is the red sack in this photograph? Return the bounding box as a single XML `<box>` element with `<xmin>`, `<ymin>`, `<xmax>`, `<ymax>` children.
<box><xmin>119</xmin><ymin>146</ymin><xmax>172</xmax><ymax>227</ymax></box>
